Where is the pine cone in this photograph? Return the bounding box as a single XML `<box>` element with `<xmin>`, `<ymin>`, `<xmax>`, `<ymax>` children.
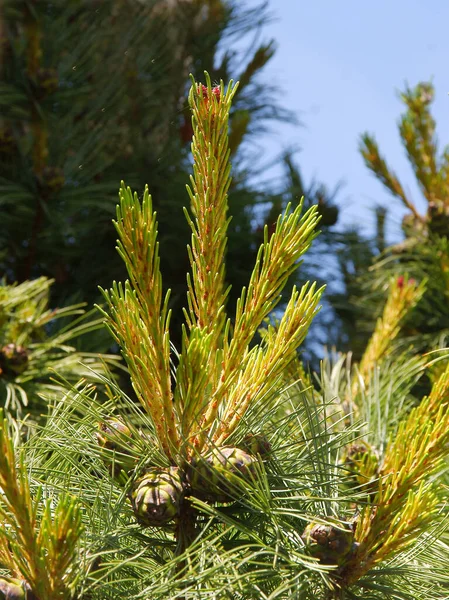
<box><xmin>301</xmin><ymin>521</ymin><xmax>356</xmax><ymax>566</ymax></box>
<box><xmin>97</xmin><ymin>417</ymin><xmax>137</xmax><ymax>481</ymax></box>
<box><xmin>0</xmin><ymin>578</ymin><xmax>38</xmax><ymax>600</ymax></box>
<box><xmin>131</xmin><ymin>467</ymin><xmax>184</xmax><ymax>526</ymax></box>
<box><xmin>0</xmin><ymin>344</ymin><xmax>29</xmax><ymax>376</ymax></box>
<box><xmin>188</xmin><ymin>446</ymin><xmax>258</xmax><ymax>502</ymax></box>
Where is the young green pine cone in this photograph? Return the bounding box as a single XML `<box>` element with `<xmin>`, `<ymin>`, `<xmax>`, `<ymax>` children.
<box><xmin>301</xmin><ymin>522</ymin><xmax>356</xmax><ymax>566</ymax></box>
<box><xmin>241</xmin><ymin>433</ymin><xmax>272</xmax><ymax>457</ymax></box>
<box><xmin>188</xmin><ymin>446</ymin><xmax>259</xmax><ymax>502</ymax></box>
<box><xmin>97</xmin><ymin>417</ymin><xmax>137</xmax><ymax>481</ymax></box>
<box><xmin>131</xmin><ymin>467</ymin><xmax>184</xmax><ymax>526</ymax></box>
<box><xmin>0</xmin><ymin>578</ymin><xmax>38</xmax><ymax>600</ymax></box>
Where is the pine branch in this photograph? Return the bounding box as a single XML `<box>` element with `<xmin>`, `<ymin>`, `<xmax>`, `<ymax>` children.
<box><xmin>353</xmin><ymin>275</ymin><xmax>425</xmax><ymax>397</ymax></box>
<box><xmin>0</xmin><ymin>277</ymin><xmax>118</xmax><ymax>420</ymax></box>
<box><xmin>344</xmin><ymin>274</ymin><xmax>426</xmax><ymax>425</ymax></box>
<box><xmin>0</xmin><ymin>410</ymin><xmax>83</xmax><ymax>600</ymax></box>
<box><xmin>339</xmin><ymin>364</ymin><xmax>449</xmax><ymax>588</ymax></box>
<box><xmin>360</xmin><ymin>133</ymin><xmax>423</xmax><ymax>222</ymax></box>
<box><xmin>399</xmin><ymin>83</ymin><xmax>440</xmax><ymax>202</ymax></box>
<box><xmin>95</xmin><ymin>74</ymin><xmax>323</xmax><ymax>573</ymax></box>
<box><xmin>360</xmin><ymin>82</ymin><xmax>449</xmax><ymax>244</ymax></box>
<box><xmin>98</xmin><ymin>183</ymin><xmax>179</xmax><ymax>459</ymax></box>
<box><xmin>174</xmin><ymin>76</ymin><xmax>237</xmax><ymax>443</ymax></box>
<box><xmin>231</xmin><ymin>202</ymin><xmax>320</xmax><ymax>356</ymax></box>
<box><xmin>213</xmin><ymin>282</ymin><xmax>323</xmax><ymax>444</ymax></box>
<box><xmin>184</xmin><ymin>74</ymin><xmax>237</xmax><ymax>341</ymax></box>
<box><xmin>194</xmin><ymin>202</ymin><xmax>321</xmax><ymax>447</ymax></box>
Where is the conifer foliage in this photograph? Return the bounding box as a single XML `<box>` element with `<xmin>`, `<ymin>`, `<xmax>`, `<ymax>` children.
<box><xmin>359</xmin><ymin>82</ymin><xmax>449</xmax><ymax>345</ymax></box>
<box><xmin>1</xmin><ymin>75</ymin><xmax>449</xmax><ymax>600</ymax></box>
<box><xmin>0</xmin><ymin>277</ymin><xmax>117</xmax><ymax>420</ymax></box>
<box><xmin>98</xmin><ymin>73</ymin><xmax>323</xmax><ymax>531</ymax></box>
<box><xmin>0</xmin><ymin>409</ymin><xmax>82</xmax><ymax>599</ymax></box>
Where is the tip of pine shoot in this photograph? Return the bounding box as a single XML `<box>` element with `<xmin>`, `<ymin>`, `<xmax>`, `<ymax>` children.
<box><xmin>199</xmin><ymin>84</ymin><xmax>221</xmax><ymax>101</ymax></box>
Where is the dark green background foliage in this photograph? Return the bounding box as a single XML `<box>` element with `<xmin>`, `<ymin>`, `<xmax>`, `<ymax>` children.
<box><xmin>1</xmin><ymin>0</ymin><xmax>343</xmax><ymax>354</ymax></box>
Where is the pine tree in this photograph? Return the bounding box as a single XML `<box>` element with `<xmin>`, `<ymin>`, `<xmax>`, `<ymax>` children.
<box><xmin>357</xmin><ymin>82</ymin><xmax>449</xmax><ymax>351</ymax></box>
<box><xmin>1</xmin><ymin>74</ymin><xmax>449</xmax><ymax>600</ymax></box>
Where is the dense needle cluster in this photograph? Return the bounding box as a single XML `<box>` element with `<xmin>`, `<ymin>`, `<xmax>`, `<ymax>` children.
<box><xmin>1</xmin><ymin>74</ymin><xmax>449</xmax><ymax>600</ymax></box>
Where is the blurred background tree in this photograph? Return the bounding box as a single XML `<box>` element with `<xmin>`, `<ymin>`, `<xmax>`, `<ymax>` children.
<box><xmin>0</xmin><ymin>0</ymin><xmax>342</xmax><ymax>354</ymax></box>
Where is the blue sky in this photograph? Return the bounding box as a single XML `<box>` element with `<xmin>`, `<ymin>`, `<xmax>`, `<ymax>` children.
<box><xmin>261</xmin><ymin>0</ymin><xmax>449</xmax><ymax>241</ymax></box>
